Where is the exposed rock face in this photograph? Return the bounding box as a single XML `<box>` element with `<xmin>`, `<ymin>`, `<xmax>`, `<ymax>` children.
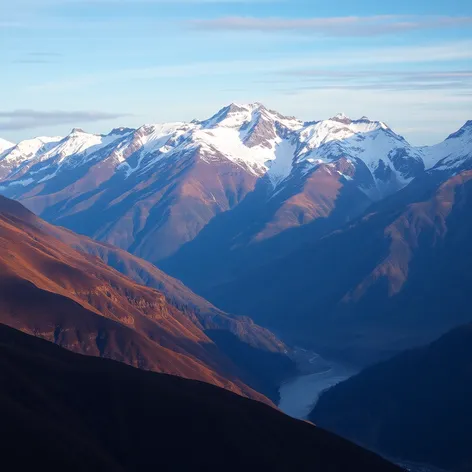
<box><xmin>0</xmin><ymin>195</ymin><xmax>290</xmax><ymax>403</ymax></box>
<box><xmin>209</xmin><ymin>168</ymin><xmax>472</xmax><ymax>365</ymax></box>
<box><xmin>1</xmin><ymin>105</ymin><xmax>471</xmax><ymax>367</ymax></box>
<box><xmin>0</xmin><ymin>104</ymin><xmax>428</xmax><ymax>275</ymax></box>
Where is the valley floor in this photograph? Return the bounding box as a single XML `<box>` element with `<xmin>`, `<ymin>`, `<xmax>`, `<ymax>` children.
<box><xmin>277</xmin><ymin>348</ymin><xmax>357</xmax><ymax>419</ymax></box>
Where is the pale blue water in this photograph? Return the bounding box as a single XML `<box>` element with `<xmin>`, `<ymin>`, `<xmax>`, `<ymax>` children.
<box><xmin>278</xmin><ymin>350</ymin><xmax>356</xmax><ymax>419</ymax></box>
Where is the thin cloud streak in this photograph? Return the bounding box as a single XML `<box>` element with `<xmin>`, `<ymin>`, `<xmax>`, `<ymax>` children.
<box><xmin>275</xmin><ymin>69</ymin><xmax>472</xmax><ymax>94</ymax></box>
<box><xmin>0</xmin><ymin>110</ymin><xmax>131</xmax><ymax>131</ymax></box>
<box><xmin>9</xmin><ymin>0</ymin><xmax>276</xmax><ymax>6</ymax></box>
<box><xmin>27</xmin><ymin>52</ymin><xmax>63</xmax><ymax>57</ymax></box>
<box><xmin>285</xmin><ymin>70</ymin><xmax>472</xmax><ymax>79</ymax></box>
<box><xmin>12</xmin><ymin>52</ymin><xmax>63</xmax><ymax>65</ymax></box>
<box><xmin>12</xmin><ymin>60</ymin><xmax>60</xmax><ymax>64</ymax></box>
<box><xmin>191</xmin><ymin>15</ymin><xmax>472</xmax><ymax>36</ymax></box>
<box><xmin>285</xmin><ymin>82</ymin><xmax>472</xmax><ymax>92</ymax></box>
<box><xmin>27</xmin><ymin>40</ymin><xmax>472</xmax><ymax>93</ymax></box>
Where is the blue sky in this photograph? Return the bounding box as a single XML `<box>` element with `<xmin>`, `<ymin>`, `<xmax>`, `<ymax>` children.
<box><xmin>2</xmin><ymin>0</ymin><xmax>472</xmax><ymax>144</ymax></box>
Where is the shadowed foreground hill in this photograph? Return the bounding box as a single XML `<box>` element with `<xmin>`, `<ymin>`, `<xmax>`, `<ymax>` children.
<box><xmin>0</xmin><ymin>194</ymin><xmax>295</xmax><ymax>402</ymax></box>
<box><xmin>310</xmin><ymin>324</ymin><xmax>472</xmax><ymax>472</ymax></box>
<box><xmin>0</xmin><ymin>196</ymin><xmax>273</xmax><ymax>402</ymax></box>
<box><xmin>0</xmin><ymin>324</ymin><xmax>401</xmax><ymax>472</ymax></box>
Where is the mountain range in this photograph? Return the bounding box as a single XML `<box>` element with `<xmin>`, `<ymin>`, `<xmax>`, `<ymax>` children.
<box><xmin>2</xmin><ymin>102</ymin><xmax>472</xmax><ymax>471</ymax></box>
<box><xmin>1</xmin><ymin>103</ymin><xmax>463</xmax><ymax>269</ymax></box>
<box><xmin>211</xmin><ymin>166</ymin><xmax>472</xmax><ymax>365</ymax></box>
<box><xmin>1</xmin><ymin>103</ymin><xmax>471</xmax><ymax>366</ymax></box>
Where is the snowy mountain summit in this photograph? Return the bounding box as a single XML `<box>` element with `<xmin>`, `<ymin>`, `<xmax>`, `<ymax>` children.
<box><xmin>0</xmin><ymin>103</ymin><xmax>470</xmax><ymax>263</ymax></box>
<box><xmin>0</xmin><ymin>102</ymin><xmax>460</xmax><ymax>198</ymax></box>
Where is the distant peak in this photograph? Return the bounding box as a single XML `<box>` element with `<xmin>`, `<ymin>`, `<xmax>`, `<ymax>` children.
<box><xmin>200</xmin><ymin>102</ymin><xmax>268</xmax><ymax>129</ymax></box>
<box><xmin>0</xmin><ymin>137</ymin><xmax>15</xmax><ymax>145</ymax></box>
<box><xmin>358</xmin><ymin>116</ymin><xmax>370</xmax><ymax>122</ymax></box>
<box><xmin>227</xmin><ymin>103</ymin><xmax>250</xmax><ymax>113</ymax></box>
<box><xmin>446</xmin><ymin>120</ymin><xmax>472</xmax><ymax>140</ymax></box>
<box><xmin>330</xmin><ymin>113</ymin><xmax>352</xmax><ymax>124</ymax></box>
<box><xmin>0</xmin><ymin>138</ymin><xmax>15</xmax><ymax>152</ymax></box>
<box><xmin>70</xmin><ymin>128</ymin><xmax>86</xmax><ymax>135</ymax></box>
<box><xmin>109</xmin><ymin>127</ymin><xmax>134</xmax><ymax>136</ymax></box>
<box><xmin>251</xmin><ymin>101</ymin><xmax>267</xmax><ymax>110</ymax></box>
<box><xmin>227</xmin><ymin>102</ymin><xmax>268</xmax><ymax>113</ymax></box>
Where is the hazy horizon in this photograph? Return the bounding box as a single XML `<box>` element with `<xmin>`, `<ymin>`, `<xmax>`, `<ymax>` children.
<box><xmin>1</xmin><ymin>101</ymin><xmax>469</xmax><ymax>147</ymax></box>
<box><xmin>2</xmin><ymin>0</ymin><xmax>472</xmax><ymax>145</ymax></box>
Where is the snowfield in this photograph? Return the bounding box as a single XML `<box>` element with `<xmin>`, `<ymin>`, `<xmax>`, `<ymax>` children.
<box><xmin>0</xmin><ymin>103</ymin><xmax>470</xmax><ymax>201</ymax></box>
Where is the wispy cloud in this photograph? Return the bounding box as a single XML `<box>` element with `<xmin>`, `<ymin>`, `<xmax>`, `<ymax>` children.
<box><xmin>0</xmin><ymin>110</ymin><xmax>130</xmax><ymax>131</ymax></box>
<box><xmin>28</xmin><ymin>40</ymin><xmax>472</xmax><ymax>93</ymax></box>
<box><xmin>73</xmin><ymin>0</ymin><xmax>276</xmax><ymax>2</ymax></box>
<box><xmin>68</xmin><ymin>0</ymin><xmax>278</xmax><ymax>3</ymax></box>
<box><xmin>12</xmin><ymin>52</ymin><xmax>63</xmax><ymax>65</ymax></box>
<box><xmin>12</xmin><ymin>60</ymin><xmax>58</xmax><ymax>64</ymax></box>
<box><xmin>286</xmin><ymin>71</ymin><xmax>472</xmax><ymax>79</ymax></box>
<box><xmin>27</xmin><ymin>52</ymin><xmax>63</xmax><ymax>57</ymax></box>
<box><xmin>9</xmin><ymin>0</ymin><xmax>273</xmax><ymax>6</ymax></box>
<box><xmin>288</xmin><ymin>82</ymin><xmax>472</xmax><ymax>93</ymax></box>
<box><xmin>274</xmin><ymin>69</ymin><xmax>472</xmax><ymax>94</ymax></box>
<box><xmin>191</xmin><ymin>15</ymin><xmax>472</xmax><ymax>36</ymax></box>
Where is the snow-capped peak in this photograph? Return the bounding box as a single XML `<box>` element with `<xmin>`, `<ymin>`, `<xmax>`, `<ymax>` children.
<box><xmin>69</xmin><ymin>128</ymin><xmax>87</xmax><ymax>135</ymax></box>
<box><xmin>0</xmin><ymin>136</ymin><xmax>63</xmax><ymax>164</ymax></box>
<box><xmin>298</xmin><ymin>115</ymin><xmax>394</xmax><ymax>154</ymax></box>
<box><xmin>45</xmin><ymin>127</ymin><xmax>131</xmax><ymax>165</ymax></box>
<box><xmin>422</xmin><ymin>120</ymin><xmax>472</xmax><ymax>170</ymax></box>
<box><xmin>330</xmin><ymin>112</ymin><xmax>352</xmax><ymax>124</ymax></box>
<box><xmin>446</xmin><ymin>120</ymin><xmax>472</xmax><ymax>141</ymax></box>
<box><xmin>201</xmin><ymin>103</ymin><xmax>254</xmax><ymax>129</ymax></box>
<box><xmin>0</xmin><ymin>138</ymin><xmax>15</xmax><ymax>155</ymax></box>
<box><xmin>200</xmin><ymin>102</ymin><xmax>302</xmax><ymax>132</ymax></box>
<box><xmin>0</xmin><ymin>104</ymin><xmax>469</xmax><ymax>205</ymax></box>
<box><xmin>231</xmin><ymin>102</ymin><xmax>265</xmax><ymax>112</ymax></box>
<box><xmin>109</xmin><ymin>127</ymin><xmax>135</xmax><ymax>136</ymax></box>
<box><xmin>328</xmin><ymin>113</ymin><xmax>390</xmax><ymax>131</ymax></box>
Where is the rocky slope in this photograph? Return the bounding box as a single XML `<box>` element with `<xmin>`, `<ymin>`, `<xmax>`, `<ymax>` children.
<box><xmin>0</xmin><ymin>323</ymin><xmax>401</xmax><ymax>472</ymax></box>
<box><xmin>1</xmin><ymin>105</ymin><xmax>471</xmax><ymax>366</ymax></box>
<box><xmin>310</xmin><ymin>323</ymin><xmax>472</xmax><ymax>472</ymax></box>
<box><xmin>0</xmin><ymin>195</ymin><xmax>287</xmax><ymax>403</ymax></box>
<box><xmin>0</xmin><ymin>194</ymin><xmax>294</xmax><ymax>401</ymax></box>
<box><xmin>209</xmin><ymin>164</ymin><xmax>472</xmax><ymax>365</ymax></box>
<box><xmin>0</xmin><ymin>103</ymin><xmax>428</xmax><ymax>282</ymax></box>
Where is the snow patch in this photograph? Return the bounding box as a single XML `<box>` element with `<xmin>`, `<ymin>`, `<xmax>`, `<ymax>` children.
<box><xmin>0</xmin><ymin>138</ymin><xmax>15</xmax><ymax>155</ymax></box>
<box><xmin>267</xmin><ymin>139</ymin><xmax>297</xmax><ymax>187</ymax></box>
<box><xmin>0</xmin><ymin>103</ymin><xmax>468</xmax><ymax>205</ymax></box>
<box><xmin>6</xmin><ymin>178</ymin><xmax>34</xmax><ymax>187</ymax></box>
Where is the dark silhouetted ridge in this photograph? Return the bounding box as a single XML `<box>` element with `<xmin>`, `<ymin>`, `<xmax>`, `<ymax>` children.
<box><xmin>0</xmin><ymin>323</ymin><xmax>401</xmax><ymax>472</ymax></box>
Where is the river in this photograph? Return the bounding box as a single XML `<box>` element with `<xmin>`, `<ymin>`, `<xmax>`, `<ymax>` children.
<box><xmin>277</xmin><ymin>353</ymin><xmax>445</xmax><ymax>472</ymax></box>
<box><xmin>278</xmin><ymin>349</ymin><xmax>357</xmax><ymax>419</ymax></box>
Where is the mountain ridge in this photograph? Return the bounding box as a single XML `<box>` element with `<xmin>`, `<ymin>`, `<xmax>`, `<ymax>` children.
<box><xmin>0</xmin><ymin>194</ymin><xmax>296</xmax><ymax>403</ymax></box>
<box><xmin>1</xmin><ymin>105</ymin><xmax>471</xmax><ymax>366</ymax></box>
<box><xmin>1</xmin><ymin>103</ymin><xmax>467</xmax><ymax>273</ymax></box>
<box><xmin>208</xmin><ymin>167</ymin><xmax>472</xmax><ymax>365</ymax></box>
<box><xmin>0</xmin><ymin>103</ymin><xmax>433</xmax><ymax>194</ymax></box>
<box><xmin>310</xmin><ymin>322</ymin><xmax>472</xmax><ymax>472</ymax></box>
<box><xmin>0</xmin><ymin>322</ymin><xmax>402</xmax><ymax>472</ymax></box>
